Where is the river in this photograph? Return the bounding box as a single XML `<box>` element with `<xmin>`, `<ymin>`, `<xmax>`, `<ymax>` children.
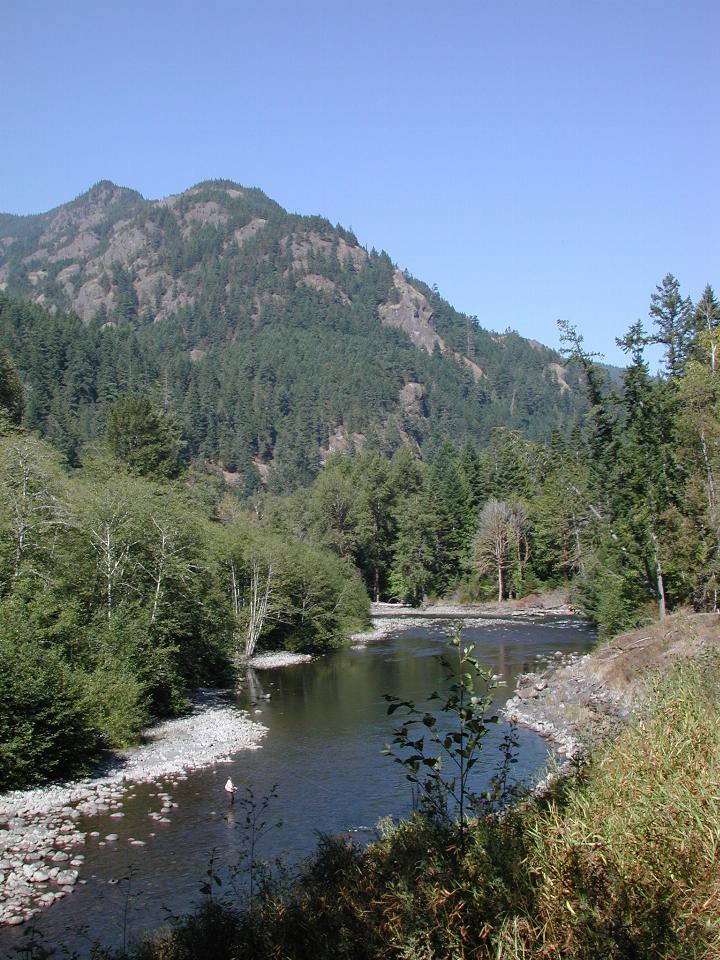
<box><xmin>1</xmin><ymin>615</ymin><xmax>595</xmax><ymax>958</ymax></box>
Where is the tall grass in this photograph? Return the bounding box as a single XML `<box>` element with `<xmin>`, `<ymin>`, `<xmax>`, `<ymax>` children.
<box><xmin>124</xmin><ymin>652</ymin><xmax>720</xmax><ymax>960</ymax></box>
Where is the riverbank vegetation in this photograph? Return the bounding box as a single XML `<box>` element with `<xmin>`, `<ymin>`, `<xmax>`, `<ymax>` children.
<box><xmin>2</xmin><ymin>269</ymin><xmax>719</xmax><ymax>952</ymax></box>
<box><xmin>112</xmin><ymin>646</ymin><xmax>720</xmax><ymax>960</ymax></box>
<box><xmin>262</xmin><ymin>274</ymin><xmax>720</xmax><ymax>639</ymax></box>
<box><xmin>1</xmin><ymin>272</ymin><xmax>718</xmax><ymax>792</ymax></box>
<box><xmin>0</xmin><ymin>411</ymin><xmax>368</xmax><ymax>791</ymax></box>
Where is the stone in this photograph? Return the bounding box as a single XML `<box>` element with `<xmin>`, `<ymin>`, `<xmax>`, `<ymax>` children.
<box><xmin>51</xmin><ymin>851</ymin><xmax>70</xmax><ymax>862</ymax></box>
<box><xmin>105</xmin><ymin>834</ymin><xmax>119</xmax><ymax>842</ymax></box>
<box><xmin>55</xmin><ymin>870</ymin><xmax>78</xmax><ymax>886</ymax></box>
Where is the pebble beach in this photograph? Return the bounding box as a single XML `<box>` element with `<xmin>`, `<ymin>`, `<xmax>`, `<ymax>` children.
<box><xmin>0</xmin><ymin>693</ymin><xmax>266</xmax><ymax>927</ymax></box>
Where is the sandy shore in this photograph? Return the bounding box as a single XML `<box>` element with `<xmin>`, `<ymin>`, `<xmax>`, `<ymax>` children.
<box><xmin>0</xmin><ymin>693</ymin><xmax>266</xmax><ymax>927</ymax></box>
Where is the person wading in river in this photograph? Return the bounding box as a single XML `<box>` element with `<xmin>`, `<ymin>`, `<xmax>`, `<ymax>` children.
<box><xmin>224</xmin><ymin>777</ymin><xmax>237</xmax><ymax>804</ymax></box>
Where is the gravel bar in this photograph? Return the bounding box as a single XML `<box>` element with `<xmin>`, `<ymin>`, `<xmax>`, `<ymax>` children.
<box><xmin>0</xmin><ymin>693</ymin><xmax>266</xmax><ymax>927</ymax></box>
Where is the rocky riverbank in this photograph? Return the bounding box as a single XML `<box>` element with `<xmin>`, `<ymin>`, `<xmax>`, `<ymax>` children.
<box><xmin>504</xmin><ymin>610</ymin><xmax>720</xmax><ymax>763</ymax></box>
<box><xmin>350</xmin><ymin>594</ymin><xmax>579</xmax><ymax>647</ymax></box>
<box><xmin>0</xmin><ymin>693</ymin><xmax>266</xmax><ymax>927</ymax></box>
<box><xmin>247</xmin><ymin>651</ymin><xmax>313</xmax><ymax>669</ymax></box>
<box><xmin>370</xmin><ymin>588</ymin><xmax>577</xmax><ymax>622</ymax></box>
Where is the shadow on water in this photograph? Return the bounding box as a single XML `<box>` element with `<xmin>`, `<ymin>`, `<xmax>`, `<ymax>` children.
<box><xmin>1</xmin><ymin>617</ymin><xmax>595</xmax><ymax>957</ymax></box>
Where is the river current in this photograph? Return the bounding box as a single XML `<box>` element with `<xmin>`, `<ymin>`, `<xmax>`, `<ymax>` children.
<box><xmin>2</xmin><ymin>616</ymin><xmax>595</xmax><ymax>957</ymax></box>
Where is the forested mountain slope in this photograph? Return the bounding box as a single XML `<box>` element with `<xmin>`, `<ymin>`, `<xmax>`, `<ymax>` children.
<box><xmin>0</xmin><ymin>180</ymin><xmax>585</xmax><ymax>490</ymax></box>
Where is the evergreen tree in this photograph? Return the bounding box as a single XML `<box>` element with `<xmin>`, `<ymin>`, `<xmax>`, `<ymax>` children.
<box><xmin>0</xmin><ymin>349</ymin><xmax>24</xmax><ymax>425</ymax></box>
<box><xmin>106</xmin><ymin>395</ymin><xmax>183</xmax><ymax>478</ymax></box>
<box><xmin>692</xmin><ymin>284</ymin><xmax>720</xmax><ymax>370</ymax></box>
<box><xmin>649</xmin><ymin>273</ymin><xmax>694</xmax><ymax>379</ymax></box>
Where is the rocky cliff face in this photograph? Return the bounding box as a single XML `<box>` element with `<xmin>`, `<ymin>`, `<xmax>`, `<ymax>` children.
<box><xmin>0</xmin><ymin>179</ymin><xmax>572</xmax><ymax>382</ymax></box>
<box><xmin>0</xmin><ymin>180</ymin><xmax>584</xmax><ymax>487</ymax></box>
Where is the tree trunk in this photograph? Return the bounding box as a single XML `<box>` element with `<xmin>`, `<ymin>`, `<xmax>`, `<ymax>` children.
<box><xmin>651</xmin><ymin>529</ymin><xmax>667</xmax><ymax>621</ymax></box>
<box><xmin>700</xmin><ymin>428</ymin><xmax>717</xmax><ymax>512</ymax></box>
<box><xmin>245</xmin><ymin>561</ymin><xmax>273</xmax><ymax>659</ymax></box>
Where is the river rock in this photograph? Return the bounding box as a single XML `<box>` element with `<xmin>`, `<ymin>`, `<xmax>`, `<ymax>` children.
<box><xmin>105</xmin><ymin>834</ymin><xmax>119</xmax><ymax>842</ymax></box>
<box><xmin>0</xmin><ymin>693</ymin><xmax>267</xmax><ymax>926</ymax></box>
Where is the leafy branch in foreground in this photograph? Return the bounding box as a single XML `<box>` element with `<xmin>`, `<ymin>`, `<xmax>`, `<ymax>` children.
<box><xmin>383</xmin><ymin>627</ymin><xmax>517</xmax><ymax>853</ymax></box>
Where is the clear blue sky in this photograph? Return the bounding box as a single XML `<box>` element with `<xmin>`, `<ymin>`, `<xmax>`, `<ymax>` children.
<box><xmin>2</xmin><ymin>0</ymin><xmax>717</xmax><ymax>364</ymax></box>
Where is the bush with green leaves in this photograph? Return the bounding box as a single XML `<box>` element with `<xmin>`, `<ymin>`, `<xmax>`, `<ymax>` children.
<box><xmin>383</xmin><ymin>629</ymin><xmax>521</xmax><ymax>854</ymax></box>
<box><xmin>0</xmin><ymin>629</ymin><xmax>101</xmax><ymax>790</ymax></box>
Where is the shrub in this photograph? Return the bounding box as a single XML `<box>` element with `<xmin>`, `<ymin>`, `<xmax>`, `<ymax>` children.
<box><xmin>0</xmin><ymin>635</ymin><xmax>101</xmax><ymax>790</ymax></box>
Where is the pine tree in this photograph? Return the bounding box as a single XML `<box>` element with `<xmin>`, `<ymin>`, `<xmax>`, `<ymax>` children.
<box><xmin>649</xmin><ymin>273</ymin><xmax>694</xmax><ymax>379</ymax></box>
<box><xmin>106</xmin><ymin>395</ymin><xmax>183</xmax><ymax>478</ymax></box>
<box><xmin>0</xmin><ymin>349</ymin><xmax>24</xmax><ymax>426</ymax></box>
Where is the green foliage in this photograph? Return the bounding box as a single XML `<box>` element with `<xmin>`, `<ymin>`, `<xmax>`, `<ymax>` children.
<box><xmin>109</xmin><ymin>653</ymin><xmax>720</xmax><ymax>960</ymax></box>
<box><xmin>79</xmin><ymin>664</ymin><xmax>149</xmax><ymax>748</ymax></box>
<box><xmin>650</xmin><ymin>272</ymin><xmax>694</xmax><ymax>379</ymax></box>
<box><xmin>106</xmin><ymin>394</ymin><xmax>183</xmax><ymax>478</ymax></box>
<box><xmin>0</xmin><ymin>348</ymin><xmax>24</xmax><ymax>424</ymax></box>
<box><xmin>0</xmin><ymin>173</ymin><xmax>585</xmax><ymax>491</ymax></box>
<box><xmin>0</xmin><ymin>620</ymin><xmax>101</xmax><ymax>790</ymax></box>
<box><xmin>383</xmin><ymin>630</ymin><xmax>502</xmax><ymax>849</ymax></box>
<box><xmin>0</xmin><ymin>428</ymin><xmax>369</xmax><ymax>788</ymax></box>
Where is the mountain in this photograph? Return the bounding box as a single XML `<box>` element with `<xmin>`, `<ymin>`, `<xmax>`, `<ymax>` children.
<box><xmin>0</xmin><ymin>180</ymin><xmax>586</xmax><ymax>490</ymax></box>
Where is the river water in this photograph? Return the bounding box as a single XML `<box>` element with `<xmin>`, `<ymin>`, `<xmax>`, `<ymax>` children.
<box><xmin>3</xmin><ymin>616</ymin><xmax>594</xmax><ymax>958</ymax></box>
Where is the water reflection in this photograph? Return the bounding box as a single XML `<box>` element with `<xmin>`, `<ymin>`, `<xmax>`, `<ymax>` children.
<box><xmin>2</xmin><ymin>617</ymin><xmax>594</xmax><ymax>957</ymax></box>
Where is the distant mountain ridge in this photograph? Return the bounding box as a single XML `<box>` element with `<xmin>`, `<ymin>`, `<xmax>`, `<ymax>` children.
<box><xmin>0</xmin><ymin>179</ymin><xmax>586</xmax><ymax>490</ymax></box>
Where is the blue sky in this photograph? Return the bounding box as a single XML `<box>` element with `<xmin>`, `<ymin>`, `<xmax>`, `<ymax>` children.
<box><xmin>2</xmin><ymin>0</ymin><xmax>717</xmax><ymax>364</ymax></box>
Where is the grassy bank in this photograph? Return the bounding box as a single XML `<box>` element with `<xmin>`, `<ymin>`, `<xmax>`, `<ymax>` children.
<box><xmin>113</xmin><ymin>644</ymin><xmax>720</xmax><ymax>960</ymax></box>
